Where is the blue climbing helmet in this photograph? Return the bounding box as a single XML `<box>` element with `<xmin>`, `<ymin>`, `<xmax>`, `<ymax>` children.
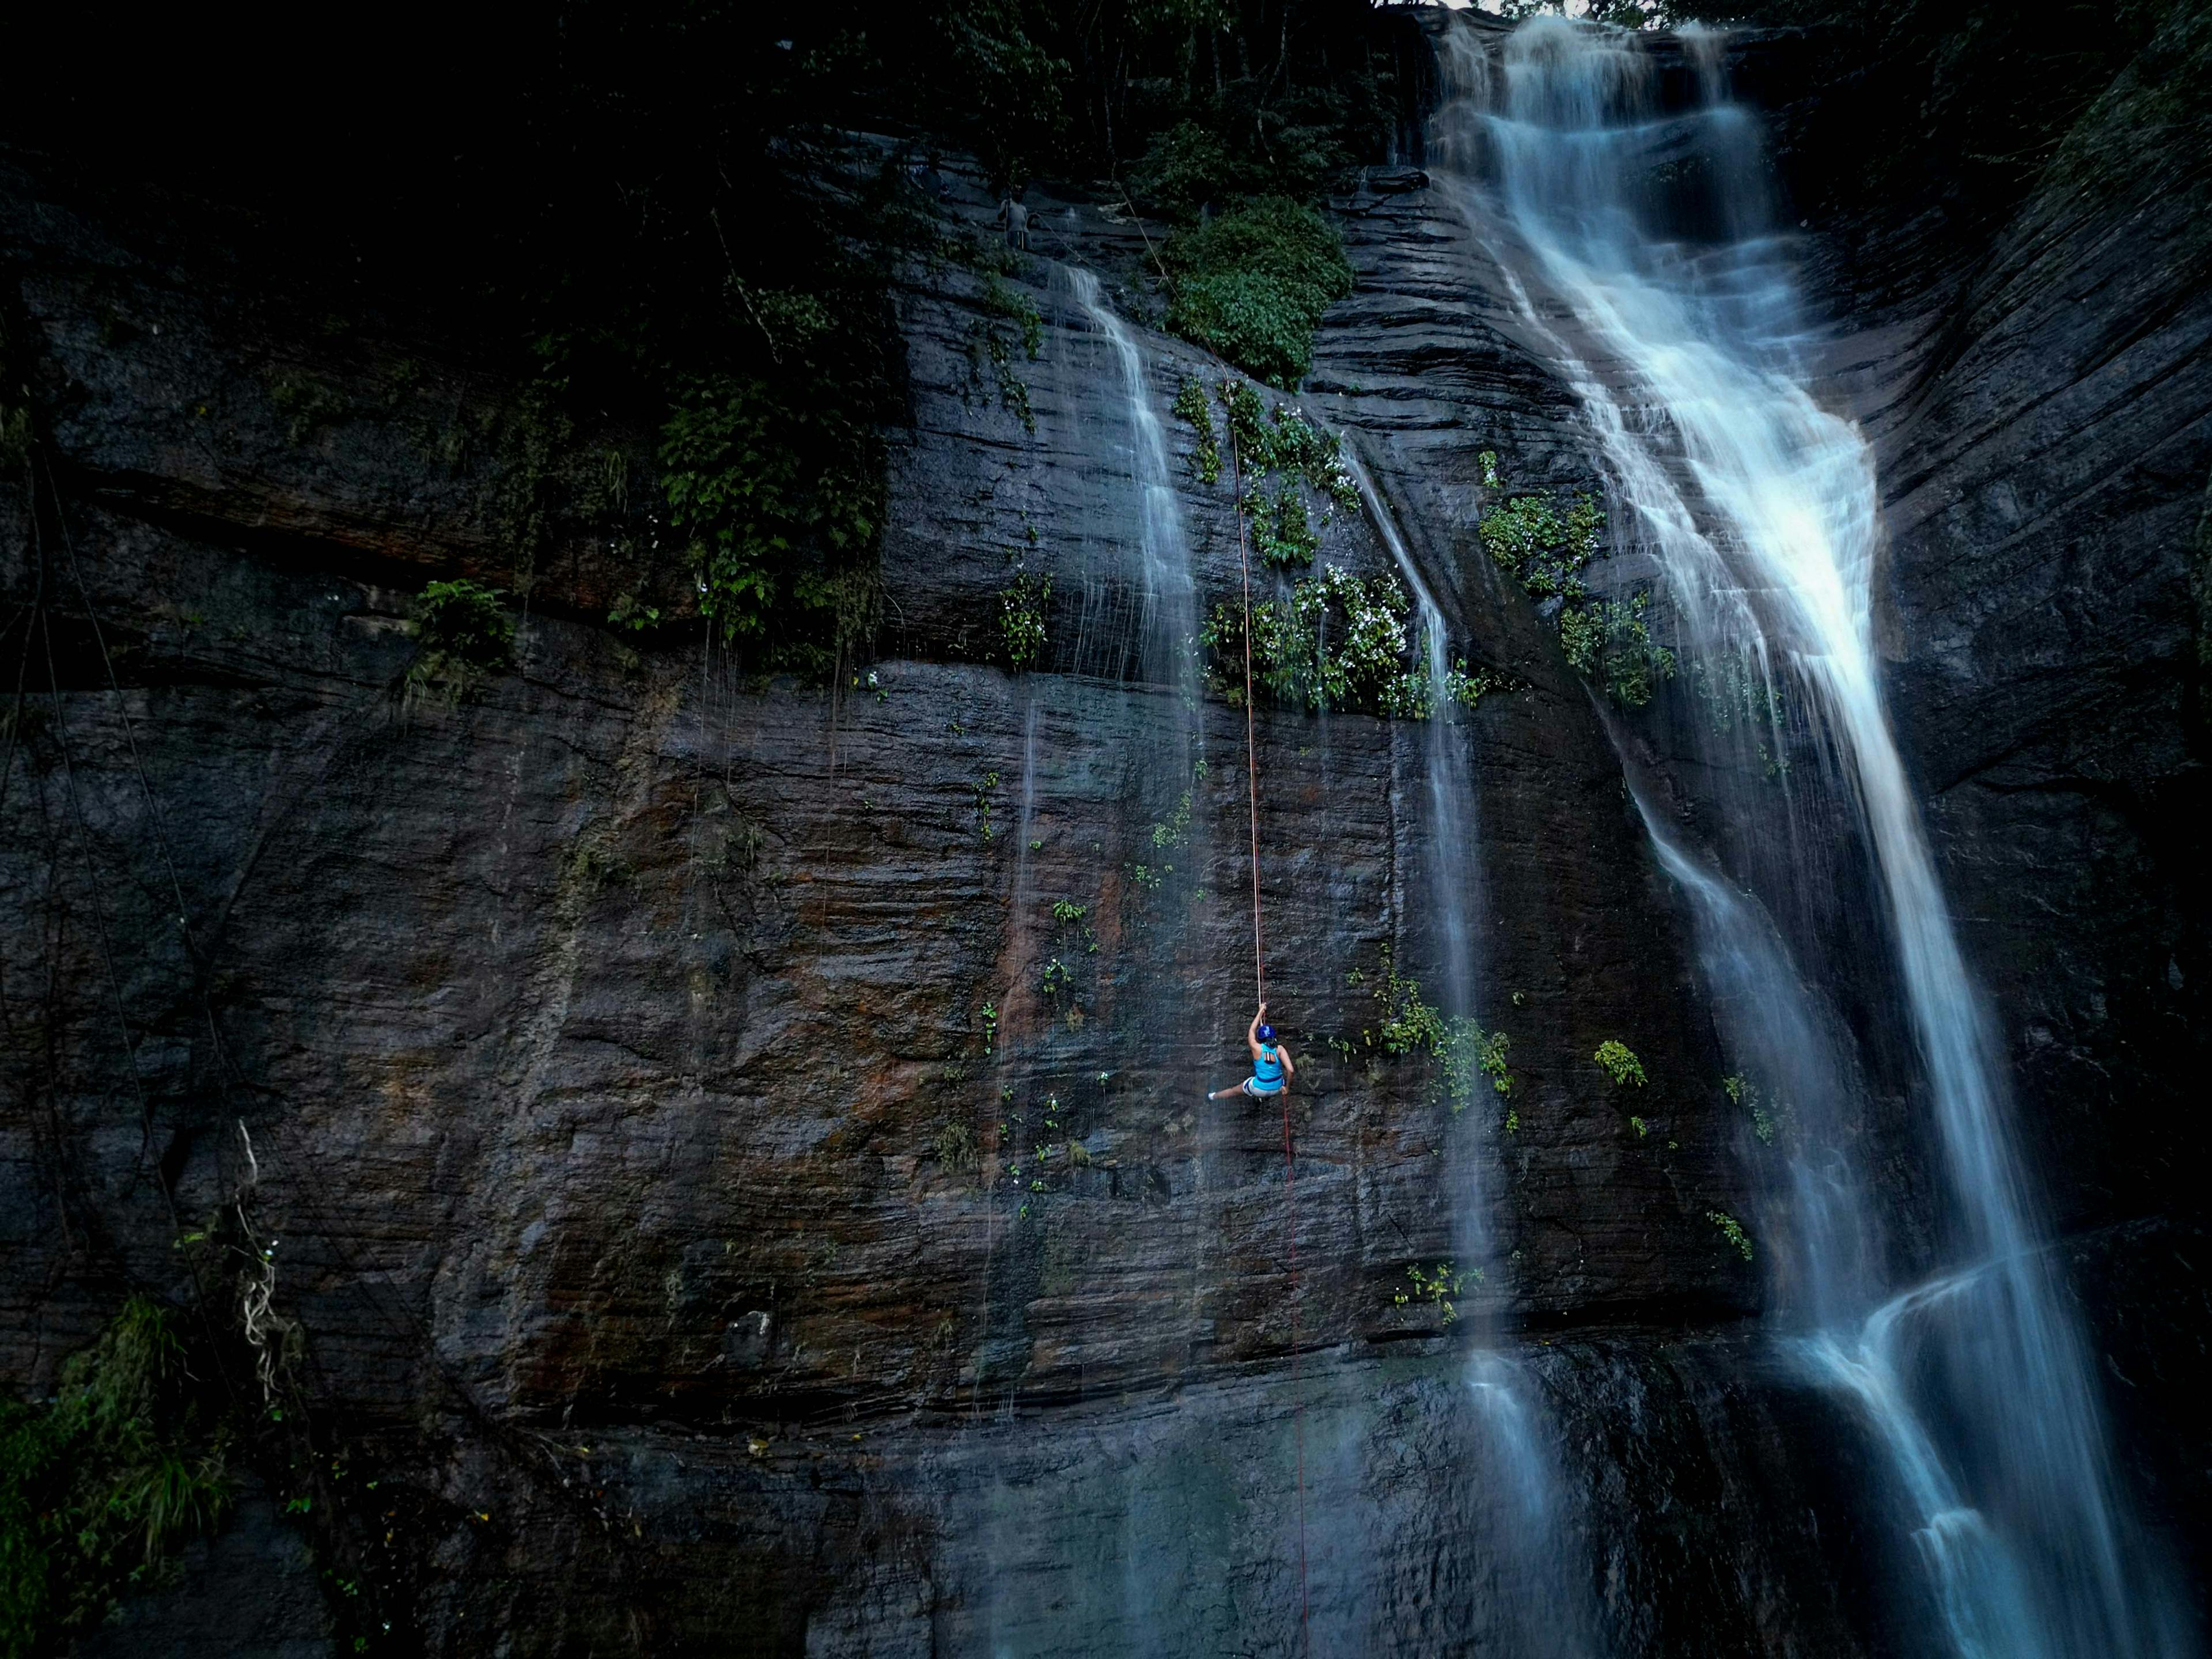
<box><xmin>1256</xmin><ymin>1024</ymin><xmax>1277</xmax><ymax>1043</ymax></box>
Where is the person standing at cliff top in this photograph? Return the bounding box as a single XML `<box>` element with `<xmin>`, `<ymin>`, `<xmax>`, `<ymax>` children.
<box><xmin>996</xmin><ymin>188</ymin><xmax>1029</xmax><ymax>252</ymax></box>
<box><xmin>1209</xmin><ymin>1003</ymin><xmax>1294</xmax><ymax>1103</ymax></box>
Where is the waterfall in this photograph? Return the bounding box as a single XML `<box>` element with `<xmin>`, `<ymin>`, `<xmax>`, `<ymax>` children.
<box><xmin>1067</xmin><ymin>266</ymin><xmax>1200</xmax><ymax>700</ymax></box>
<box><xmin>1431</xmin><ymin>16</ymin><xmax>2192</xmax><ymax>1656</ymax></box>
<box><xmin>1347</xmin><ymin>445</ymin><xmax>1604</xmax><ymax>1657</ymax></box>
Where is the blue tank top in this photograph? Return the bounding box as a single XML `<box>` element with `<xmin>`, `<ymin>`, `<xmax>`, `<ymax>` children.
<box><xmin>1252</xmin><ymin>1044</ymin><xmax>1284</xmax><ymax>1089</ymax></box>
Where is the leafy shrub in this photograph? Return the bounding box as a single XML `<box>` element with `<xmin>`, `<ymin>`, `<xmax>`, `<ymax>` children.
<box><xmin>999</xmin><ymin>573</ymin><xmax>1051</xmax><ymax>672</ymax></box>
<box><xmin>1482</xmin><ymin>485</ymin><xmax>1674</xmax><ymax>707</ymax></box>
<box><xmin>1594</xmin><ymin>1039</ymin><xmax>1647</xmax><ymax>1088</ymax></box>
<box><xmin>1558</xmin><ymin>593</ymin><xmax>1676</xmax><ymax>709</ymax></box>
<box><xmin>1393</xmin><ymin>1262</ymin><xmax>1476</xmax><ymax>1326</ymax></box>
<box><xmin>1709</xmin><ymin>1210</ymin><xmax>1755</xmax><ymax>1261</ymax></box>
<box><xmin>934</xmin><ymin>1120</ymin><xmax>979</xmax><ymax>1176</ymax></box>
<box><xmin>1</xmin><ymin>1298</ymin><xmax>232</xmax><ymax>1656</ymax></box>
<box><xmin>1130</xmin><ymin>120</ymin><xmax>1246</xmax><ymax>221</ymax></box>
<box><xmin>1246</xmin><ymin>481</ymin><xmax>1320</xmax><ymax>567</ymax></box>
<box><xmin>1480</xmin><ymin>493</ymin><xmax>1605</xmax><ymax>599</ymax></box>
<box><xmin>267</xmin><ymin>371</ymin><xmax>346</xmax><ymax>444</ymax></box>
<box><xmin>1164</xmin><ymin>198</ymin><xmax>1354</xmax><ymax>387</ymax></box>
<box><xmin>1724</xmin><ymin>1072</ymin><xmax>1780</xmax><ymax>1145</ymax></box>
<box><xmin>1202</xmin><ymin>382</ymin><xmax>1360</xmax><ymax>577</ymax></box>
<box><xmin>1366</xmin><ymin>948</ymin><xmax>1447</xmax><ymax>1058</ymax></box>
<box><xmin>660</xmin><ymin>376</ymin><xmax>884</xmax><ymax>651</ymax></box>
<box><xmin>408</xmin><ymin>579</ymin><xmax>514</xmax><ymax>699</ymax></box>
<box><xmin>1216</xmin><ymin>385</ymin><xmax>1357</xmax><ymax>509</ymax></box>
<box><xmin>1443</xmin><ymin>1020</ymin><xmax>1513</xmax><ymax>1115</ymax></box>
<box><xmin>1205</xmin><ymin>565</ymin><xmax>1418</xmax><ymax>717</ymax></box>
<box><xmin>1203</xmin><ymin>565</ymin><xmax>1493</xmax><ymax>719</ymax></box>
<box><xmin>0</xmin><ymin>400</ymin><xmax>32</xmax><ymax>468</ymax></box>
<box><xmin>964</xmin><ymin>276</ymin><xmax>1043</xmax><ymax>434</ymax></box>
<box><xmin>1171</xmin><ymin>377</ymin><xmax>1222</xmax><ymax>483</ymax></box>
<box><xmin>1358</xmin><ymin>953</ymin><xmax>1514</xmax><ymax>1116</ymax></box>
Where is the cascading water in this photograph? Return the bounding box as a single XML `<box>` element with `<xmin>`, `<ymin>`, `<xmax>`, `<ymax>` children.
<box><xmin>1346</xmin><ymin>445</ymin><xmax>1603</xmax><ymax>1657</ymax></box>
<box><xmin>1067</xmin><ymin>267</ymin><xmax>1202</xmax><ymax>702</ymax></box>
<box><xmin>1431</xmin><ymin>16</ymin><xmax>2193</xmax><ymax>1656</ymax></box>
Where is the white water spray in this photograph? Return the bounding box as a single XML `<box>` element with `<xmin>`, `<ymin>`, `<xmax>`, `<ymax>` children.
<box><xmin>1434</xmin><ymin>17</ymin><xmax>2192</xmax><ymax>1654</ymax></box>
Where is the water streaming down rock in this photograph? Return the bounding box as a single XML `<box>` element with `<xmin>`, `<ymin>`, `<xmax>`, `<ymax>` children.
<box><xmin>1066</xmin><ymin>267</ymin><xmax>1203</xmax><ymax>705</ymax></box>
<box><xmin>1431</xmin><ymin>15</ymin><xmax>2194</xmax><ymax>1655</ymax></box>
<box><xmin>1346</xmin><ymin>444</ymin><xmax>1605</xmax><ymax>1658</ymax></box>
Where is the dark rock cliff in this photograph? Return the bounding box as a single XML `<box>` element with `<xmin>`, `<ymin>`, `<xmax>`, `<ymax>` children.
<box><xmin>2</xmin><ymin>7</ymin><xmax>2208</xmax><ymax>1652</ymax></box>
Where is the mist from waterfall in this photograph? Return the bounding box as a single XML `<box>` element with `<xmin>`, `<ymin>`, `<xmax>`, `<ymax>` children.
<box><xmin>1431</xmin><ymin>15</ymin><xmax>2194</xmax><ymax>1656</ymax></box>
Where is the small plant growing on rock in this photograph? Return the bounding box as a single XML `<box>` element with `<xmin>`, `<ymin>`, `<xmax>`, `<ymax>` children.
<box><xmin>1203</xmin><ymin>566</ymin><xmax>1423</xmax><ymax>717</ymax></box>
<box><xmin>408</xmin><ymin>578</ymin><xmax>514</xmax><ymax>702</ymax></box>
<box><xmin>1366</xmin><ymin>947</ymin><xmax>1446</xmax><ymax>1058</ymax></box>
<box><xmin>1247</xmin><ymin>479</ymin><xmax>1319</xmax><ymax>567</ymax></box>
<box><xmin>933</xmin><ymin>1121</ymin><xmax>979</xmax><ymax>1176</ymax></box>
<box><xmin>1724</xmin><ymin>1073</ymin><xmax>1779</xmax><ymax>1145</ymax></box>
<box><xmin>1709</xmin><ymin>1211</ymin><xmax>1754</xmax><ymax>1261</ymax></box>
<box><xmin>1129</xmin><ymin>793</ymin><xmax>1194</xmax><ymax>902</ymax></box>
<box><xmin>1050</xmin><ymin>898</ymin><xmax>1099</xmax><ymax>956</ymax></box>
<box><xmin>1359</xmin><ymin>955</ymin><xmax>1517</xmax><ymax>1115</ymax></box>
<box><xmin>1444</xmin><ymin>1019</ymin><xmax>1513</xmax><ymax>1114</ymax></box>
<box><xmin>964</xmin><ymin>276</ymin><xmax>1043</xmax><ymax>434</ymax></box>
<box><xmin>999</xmin><ymin>573</ymin><xmax>1050</xmax><ymax>672</ymax></box>
<box><xmin>0</xmin><ymin>1297</ymin><xmax>236</xmax><ymax>1654</ymax></box>
<box><xmin>1172</xmin><ymin>377</ymin><xmax>1221</xmax><ymax>483</ymax></box>
<box><xmin>1480</xmin><ymin>492</ymin><xmax>1604</xmax><ymax>596</ymax></box>
<box><xmin>1394</xmin><ymin>1262</ymin><xmax>1477</xmax><ymax>1326</ymax></box>
<box><xmin>565</xmin><ymin>835</ymin><xmax>632</xmax><ymax>895</ymax></box>
<box><xmin>0</xmin><ymin>399</ymin><xmax>33</xmax><ymax>467</ymax></box>
<box><xmin>1151</xmin><ymin>792</ymin><xmax>1192</xmax><ymax>853</ymax></box>
<box><xmin>1559</xmin><ymin>591</ymin><xmax>1676</xmax><ymax>709</ymax></box>
<box><xmin>1594</xmin><ymin>1040</ymin><xmax>1647</xmax><ymax>1088</ymax></box>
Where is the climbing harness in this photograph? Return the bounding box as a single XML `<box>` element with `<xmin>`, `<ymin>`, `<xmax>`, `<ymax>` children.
<box><xmin>1228</xmin><ymin>415</ymin><xmax>1311</xmax><ymax>1656</ymax></box>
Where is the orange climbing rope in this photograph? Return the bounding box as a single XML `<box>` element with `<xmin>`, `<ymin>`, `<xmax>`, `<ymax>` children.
<box><xmin>1228</xmin><ymin>412</ymin><xmax>1310</xmax><ymax>1656</ymax></box>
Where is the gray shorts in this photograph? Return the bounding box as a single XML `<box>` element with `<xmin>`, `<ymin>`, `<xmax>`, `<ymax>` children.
<box><xmin>1241</xmin><ymin>1078</ymin><xmax>1285</xmax><ymax>1100</ymax></box>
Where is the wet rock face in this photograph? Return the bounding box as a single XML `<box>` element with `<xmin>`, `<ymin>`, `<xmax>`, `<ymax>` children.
<box><xmin>1785</xmin><ymin>11</ymin><xmax>2212</xmax><ymax>1580</ymax></box>
<box><xmin>3</xmin><ymin>13</ymin><xmax>2210</xmax><ymax>1646</ymax></box>
<box><xmin>1</xmin><ymin>152</ymin><xmax>1757</xmax><ymax>1652</ymax></box>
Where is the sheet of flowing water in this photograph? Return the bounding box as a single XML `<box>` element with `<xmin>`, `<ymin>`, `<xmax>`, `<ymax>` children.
<box><xmin>1347</xmin><ymin>445</ymin><xmax>1603</xmax><ymax>1656</ymax></box>
<box><xmin>1066</xmin><ymin>268</ymin><xmax>1200</xmax><ymax>700</ymax></box>
<box><xmin>1431</xmin><ymin>16</ymin><xmax>2191</xmax><ymax>1655</ymax></box>
<box><xmin>969</xmin><ymin>266</ymin><xmax>1230</xmax><ymax>1655</ymax></box>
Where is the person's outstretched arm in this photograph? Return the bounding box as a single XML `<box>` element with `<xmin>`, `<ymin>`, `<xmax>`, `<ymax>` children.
<box><xmin>1247</xmin><ymin>1002</ymin><xmax>1266</xmax><ymax>1059</ymax></box>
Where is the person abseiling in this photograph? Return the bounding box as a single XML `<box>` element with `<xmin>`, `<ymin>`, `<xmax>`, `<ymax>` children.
<box><xmin>1210</xmin><ymin>1002</ymin><xmax>1294</xmax><ymax>1102</ymax></box>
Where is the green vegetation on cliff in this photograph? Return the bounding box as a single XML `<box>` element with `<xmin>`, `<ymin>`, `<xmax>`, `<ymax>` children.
<box><xmin>1</xmin><ymin>1300</ymin><xmax>232</xmax><ymax>1657</ymax></box>
<box><xmin>1164</xmin><ymin>199</ymin><xmax>1355</xmax><ymax>387</ymax></box>
<box><xmin>1202</xmin><ymin>566</ymin><xmax>1498</xmax><ymax>719</ymax></box>
<box><xmin>1480</xmin><ymin>478</ymin><xmax>1675</xmax><ymax>707</ymax></box>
